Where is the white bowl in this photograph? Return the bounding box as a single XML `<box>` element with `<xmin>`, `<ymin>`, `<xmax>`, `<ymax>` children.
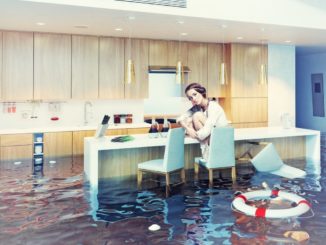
<box><xmin>35</xmin><ymin>158</ymin><xmax>43</xmax><ymax>164</ymax></box>
<box><xmin>34</xmin><ymin>146</ymin><xmax>42</xmax><ymax>154</ymax></box>
<box><xmin>36</xmin><ymin>137</ymin><xmax>43</xmax><ymax>142</ymax></box>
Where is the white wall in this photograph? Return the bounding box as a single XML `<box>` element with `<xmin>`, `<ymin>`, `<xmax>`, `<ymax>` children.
<box><xmin>296</xmin><ymin>52</ymin><xmax>326</xmax><ymax>131</ymax></box>
<box><xmin>268</xmin><ymin>44</ymin><xmax>296</xmax><ymax>127</ymax></box>
<box><xmin>0</xmin><ymin>100</ymin><xmax>144</xmax><ymax>129</ymax></box>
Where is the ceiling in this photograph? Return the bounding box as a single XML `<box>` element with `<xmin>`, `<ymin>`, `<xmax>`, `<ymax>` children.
<box><xmin>1</xmin><ymin>0</ymin><xmax>326</xmax><ymax>55</ymax></box>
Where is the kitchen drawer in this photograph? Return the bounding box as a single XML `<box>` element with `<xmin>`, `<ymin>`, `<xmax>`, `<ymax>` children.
<box><xmin>0</xmin><ymin>134</ymin><xmax>33</xmax><ymax>147</ymax></box>
<box><xmin>106</xmin><ymin>129</ymin><xmax>127</xmax><ymax>136</ymax></box>
<box><xmin>127</xmin><ymin>128</ymin><xmax>149</xmax><ymax>135</ymax></box>
<box><xmin>44</xmin><ymin>132</ymin><xmax>73</xmax><ymax>157</ymax></box>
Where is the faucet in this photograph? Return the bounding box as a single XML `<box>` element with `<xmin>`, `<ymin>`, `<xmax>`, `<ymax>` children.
<box><xmin>84</xmin><ymin>101</ymin><xmax>93</xmax><ymax>125</ymax></box>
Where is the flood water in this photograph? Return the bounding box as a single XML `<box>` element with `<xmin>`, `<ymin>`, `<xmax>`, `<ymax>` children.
<box><xmin>0</xmin><ymin>148</ymin><xmax>326</xmax><ymax>244</ymax></box>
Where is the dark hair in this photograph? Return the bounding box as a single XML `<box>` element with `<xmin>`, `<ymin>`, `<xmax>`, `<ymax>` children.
<box><xmin>185</xmin><ymin>83</ymin><xmax>207</xmax><ymax>98</ymax></box>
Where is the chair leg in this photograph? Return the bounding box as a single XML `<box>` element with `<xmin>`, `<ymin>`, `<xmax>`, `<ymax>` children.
<box><xmin>165</xmin><ymin>173</ymin><xmax>171</xmax><ymax>196</ymax></box>
<box><xmin>137</xmin><ymin>170</ymin><xmax>143</xmax><ymax>189</ymax></box>
<box><xmin>181</xmin><ymin>169</ymin><xmax>186</xmax><ymax>184</ymax></box>
<box><xmin>231</xmin><ymin>166</ymin><xmax>236</xmax><ymax>183</ymax></box>
<box><xmin>194</xmin><ymin>162</ymin><xmax>199</xmax><ymax>181</ymax></box>
<box><xmin>165</xmin><ymin>173</ymin><xmax>171</xmax><ymax>190</ymax></box>
<box><xmin>208</xmin><ymin>169</ymin><xmax>213</xmax><ymax>188</ymax></box>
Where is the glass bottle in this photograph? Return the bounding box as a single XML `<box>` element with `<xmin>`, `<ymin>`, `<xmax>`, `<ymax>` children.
<box><xmin>126</xmin><ymin>114</ymin><xmax>133</xmax><ymax>123</ymax></box>
<box><xmin>148</xmin><ymin>117</ymin><xmax>159</xmax><ymax>138</ymax></box>
<box><xmin>161</xmin><ymin>118</ymin><xmax>170</xmax><ymax>138</ymax></box>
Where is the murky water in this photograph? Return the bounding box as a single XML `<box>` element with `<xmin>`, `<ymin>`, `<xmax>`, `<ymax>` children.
<box><xmin>0</xmin><ymin>151</ymin><xmax>326</xmax><ymax>244</ymax></box>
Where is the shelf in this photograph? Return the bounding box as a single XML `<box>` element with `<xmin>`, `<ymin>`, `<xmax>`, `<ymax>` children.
<box><xmin>34</xmin><ymin>142</ymin><xmax>44</xmax><ymax>144</ymax></box>
<box><xmin>33</xmin><ymin>153</ymin><xmax>44</xmax><ymax>156</ymax></box>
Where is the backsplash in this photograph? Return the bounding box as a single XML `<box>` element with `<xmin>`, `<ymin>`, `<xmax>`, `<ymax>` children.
<box><xmin>0</xmin><ymin>100</ymin><xmax>145</xmax><ymax>129</ymax></box>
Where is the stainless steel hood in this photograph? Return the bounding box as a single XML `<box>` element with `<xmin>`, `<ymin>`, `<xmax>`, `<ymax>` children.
<box><xmin>148</xmin><ymin>65</ymin><xmax>191</xmax><ymax>73</ymax></box>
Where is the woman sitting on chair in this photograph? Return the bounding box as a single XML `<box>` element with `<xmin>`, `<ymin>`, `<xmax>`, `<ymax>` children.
<box><xmin>177</xmin><ymin>83</ymin><xmax>229</xmax><ymax>160</ymax></box>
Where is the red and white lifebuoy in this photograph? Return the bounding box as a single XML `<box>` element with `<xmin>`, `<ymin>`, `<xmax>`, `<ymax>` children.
<box><xmin>232</xmin><ymin>189</ymin><xmax>311</xmax><ymax>218</ymax></box>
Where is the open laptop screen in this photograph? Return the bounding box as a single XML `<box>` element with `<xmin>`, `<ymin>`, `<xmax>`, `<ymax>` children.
<box><xmin>94</xmin><ymin>115</ymin><xmax>110</xmax><ymax>138</ymax></box>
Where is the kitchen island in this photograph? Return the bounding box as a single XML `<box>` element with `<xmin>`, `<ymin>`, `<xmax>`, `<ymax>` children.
<box><xmin>84</xmin><ymin>127</ymin><xmax>320</xmax><ymax>189</ymax></box>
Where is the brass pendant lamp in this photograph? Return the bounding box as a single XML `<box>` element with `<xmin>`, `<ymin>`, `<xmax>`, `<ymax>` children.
<box><xmin>176</xmin><ymin>60</ymin><xmax>184</xmax><ymax>84</ymax></box>
<box><xmin>125</xmin><ymin>16</ymin><xmax>136</xmax><ymax>84</ymax></box>
<box><xmin>219</xmin><ymin>25</ymin><xmax>227</xmax><ymax>85</ymax></box>
<box><xmin>176</xmin><ymin>22</ymin><xmax>186</xmax><ymax>84</ymax></box>
<box><xmin>259</xmin><ymin>39</ymin><xmax>268</xmax><ymax>85</ymax></box>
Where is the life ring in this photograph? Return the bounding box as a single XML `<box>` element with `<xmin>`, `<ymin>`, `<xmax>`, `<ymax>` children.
<box><xmin>232</xmin><ymin>189</ymin><xmax>311</xmax><ymax>218</ymax></box>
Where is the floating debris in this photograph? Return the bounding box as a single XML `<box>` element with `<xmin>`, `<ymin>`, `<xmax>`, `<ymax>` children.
<box><xmin>148</xmin><ymin>224</ymin><xmax>160</xmax><ymax>231</ymax></box>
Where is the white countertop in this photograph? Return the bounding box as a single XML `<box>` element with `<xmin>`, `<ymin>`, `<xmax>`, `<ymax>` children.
<box><xmin>85</xmin><ymin>127</ymin><xmax>320</xmax><ymax>151</ymax></box>
<box><xmin>84</xmin><ymin>126</ymin><xmax>321</xmax><ymax>190</ymax></box>
<box><xmin>0</xmin><ymin>123</ymin><xmax>150</xmax><ymax>135</ymax></box>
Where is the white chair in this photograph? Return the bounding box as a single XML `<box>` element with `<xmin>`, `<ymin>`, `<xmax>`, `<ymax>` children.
<box><xmin>137</xmin><ymin>128</ymin><xmax>185</xmax><ymax>193</ymax></box>
<box><xmin>194</xmin><ymin>127</ymin><xmax>236</xmax><ymax>187</ymax></box>
<box><xmin>250</xmin><ymin>143</ymin><xmax>306</xmax><ymax>179</ymax></box>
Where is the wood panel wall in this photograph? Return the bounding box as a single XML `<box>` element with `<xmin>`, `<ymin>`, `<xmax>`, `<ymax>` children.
<box><xmin>99</xmin><ymin>37</ymin><xmax>125</xmax><ymax>99</ymax></box>
<box><xmin>2</xmin><ymin>31</ymin><xmax>33</xmax><ymax>100</ymax></box>
<box><xmin>34</xmin><ymin>33</ymin><xmax>72</xmax><ymax>100</ymax></box>
<box><xmin>72</xmin><ymin>35</ymin><xmax>99</xmax><ymax>99</ymax></box>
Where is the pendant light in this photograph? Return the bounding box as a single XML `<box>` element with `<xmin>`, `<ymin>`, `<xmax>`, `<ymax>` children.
<box><xmin>219</xmin><ymin>25</ymin><xmax>227</xmax><ymax>85</ymax></box>
<box><xmin>259</xmin><ymin>39</ymin><xmax>268</xmax><ymax>85</ymax></box>
<box><xmin>125</xmin><ymin>16</ymin><xmax>136</xmax><ymax>84</ymax></box>
<box><xmin>175</xmin><ymin>22</ymin><xmax>186</xmax><ymax>84</ymax></box>
<box><xmin>176</xmin><ymin>60</ymin><xmax>184</xmax><ymax>84</ymax></box>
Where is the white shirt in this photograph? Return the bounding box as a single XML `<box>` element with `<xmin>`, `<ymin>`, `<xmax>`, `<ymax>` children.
<box><xmin>177</xmin><ymin>101</ymin><xmax>228</xmax><ymax>140</ymax></box>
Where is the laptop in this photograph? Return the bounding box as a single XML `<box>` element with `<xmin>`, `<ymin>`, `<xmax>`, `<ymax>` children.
<box><xmin>94</xmin><ymin>115</ymin><xmax>110</xmax><ymax>138</ymax></box>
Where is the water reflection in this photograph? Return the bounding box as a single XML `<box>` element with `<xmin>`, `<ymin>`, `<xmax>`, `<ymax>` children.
<box><xmin>0</xmin><ymin>155</ymin><xmax>325</xmax><ymax>244</ymax></box>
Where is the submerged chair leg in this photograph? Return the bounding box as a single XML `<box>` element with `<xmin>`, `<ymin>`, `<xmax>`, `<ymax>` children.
<box><xmin>137</xmin><ymin>170</ymin><xmax>143</xmax><ymax>189</ymax></box>
<box><xmin>165</xmin><ymin>173</ymin><xmax>171</xmax><ymax>190</ymax></box>
<box><xmin>194</xmin><ymin>162</ymin><xmax>199</xmax><ymax>181</ymax></box>
<box><xmin>181</xmin><ymin>169</ymin><xmax>186</xmax><ymax>183</ymax></box>
<box><xmin>165</xmin><ymin>173</ymin><xmax>171</xmax><ymax>197</ymax></box>
<box><xmin>208</xmin><ymin>169</ymin><xmax>213</xmax><ymax>187</ymax></box>
<box><xmin>231</xmin><ymin>166</ymin><xmax>236</xmax><ymax>183</ymax></box>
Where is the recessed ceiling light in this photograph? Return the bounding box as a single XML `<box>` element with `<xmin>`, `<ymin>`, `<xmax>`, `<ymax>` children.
<box><xmin>221</xmin><ymin>24</ymin><xmax>227</xmax><ymax>29</ymax></box>
<box><xmin>74</xmin><ymin>25</ymin><xmax>89</xmax><ymax>29</ymax></box>
<box><xmin>285</xmin><ymin>40</ymin><xmax>292</xmax><ymax>43</ymax></box>
<box><xmin>236</xmin><ymin>36</ymin><xmax>243</xmax><ymax>40</ymax></box>
<box><xmin>261</xmin><ymin>27</ymin><xmax>265</xmax><ymax>32</ymax></box>
<box><xmin>180</xmin><ymin>32</ymin><xmax>188</xmax><ymax>36</ymax></box>
<box><xmin>36</xmin><ymin>22</ymin><xmax>45</xmax><ymax>26</ymax></box>
<box><xmin>128</xmin><ymin>16</ymin><xmax>135</xmax><ymax>20</ymax></box>
<box><xmin>115</xmin><ymin>28</ymin><xmax>123</xmax><ymax>31</ymax></box>
<box><xmin>177</xmin><ymin>20</ymin><xmax>184</xmax><ymax>24</ymax></box>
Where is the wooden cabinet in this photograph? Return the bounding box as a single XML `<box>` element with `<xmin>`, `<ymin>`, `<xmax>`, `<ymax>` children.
<box><xmin>0</xmin><ymin>134</ymin><xmax>33</xmax><ymax>161</ymax></box>
<box><xmin>99</xmin><ymin>37</ymin><xmax>125</xmax><ymax>99</ymax></box>
<box><xmin>127</xmin><ymin>127</ymin><xmax>149</xmax><ymax>135</ymax></box>
<box><xmin>44</xmin><ymin>132</ymin><xmax>72</xmax><ymax>158</ymax></box>
<box><xmin>227</xmin><ymin>44</ymin><xmax>268</xmax><ymax>127</ymax></box>
<box><xmin>230</xmin><ymin>98</ymin><xmax>268</xmax><ymax>123</ymax></box>
<box><xmin>187</xmin><ymin>42</ymin><xmax>208</xmax><ymax>87</ymax></box>
<box><xmin>167</xmin><ymin>40</ymin><xmax>188</xmax><ymax>66</ymax></box>
<box><xmin>72</xmin><ymin>35</ymin><xmax>99</xmax><ymax>99</ymax></box>
<box><xmin>149</xmin><ymin>40</ymin><xmax>188</xmax><ymax>67</ymax></box>
<box><xmin>207</xmin><ymin>43</ymin><xmax>227</xmax><ymax>98</ymax></box>
<box><xmin>124</xmin><ymin>38</ymin><xmax>149</xmax><ymax>99</ymax></box>
<box><xmin>149</xmin><ymin>40</ymin><xmax>168</xmax><ymax>65</ymax></box>
<box><xmin>2</xmin><ymin>32</ymin><xmax>34</xmax><ymax>101</ymax></box>
<box><xmin>34</xmin><ymin>33</ymin><xmax>71</xmax><ymax>100</ymax></box>
<box><xmin>72</xmin><ymin>130</ymin><xmax>95</xmax><ymax>156</ymax></box>
<box><xmin>230</xmin><ymin>43</ymin><xmax>268</xmax><ymax>97</ymax></box>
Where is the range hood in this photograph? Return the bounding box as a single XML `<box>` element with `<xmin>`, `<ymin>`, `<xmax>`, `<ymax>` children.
<box><xmin>148</xmin><ymin>65</ymin><xmax>191</xmax><ymax>73</ymax></box>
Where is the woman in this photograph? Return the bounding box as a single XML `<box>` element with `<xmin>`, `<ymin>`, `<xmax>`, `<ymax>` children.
<box><xmin>177</xmin><ymin>83</ymin><xmax>228</xmax><ymax>160</ymax></box>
